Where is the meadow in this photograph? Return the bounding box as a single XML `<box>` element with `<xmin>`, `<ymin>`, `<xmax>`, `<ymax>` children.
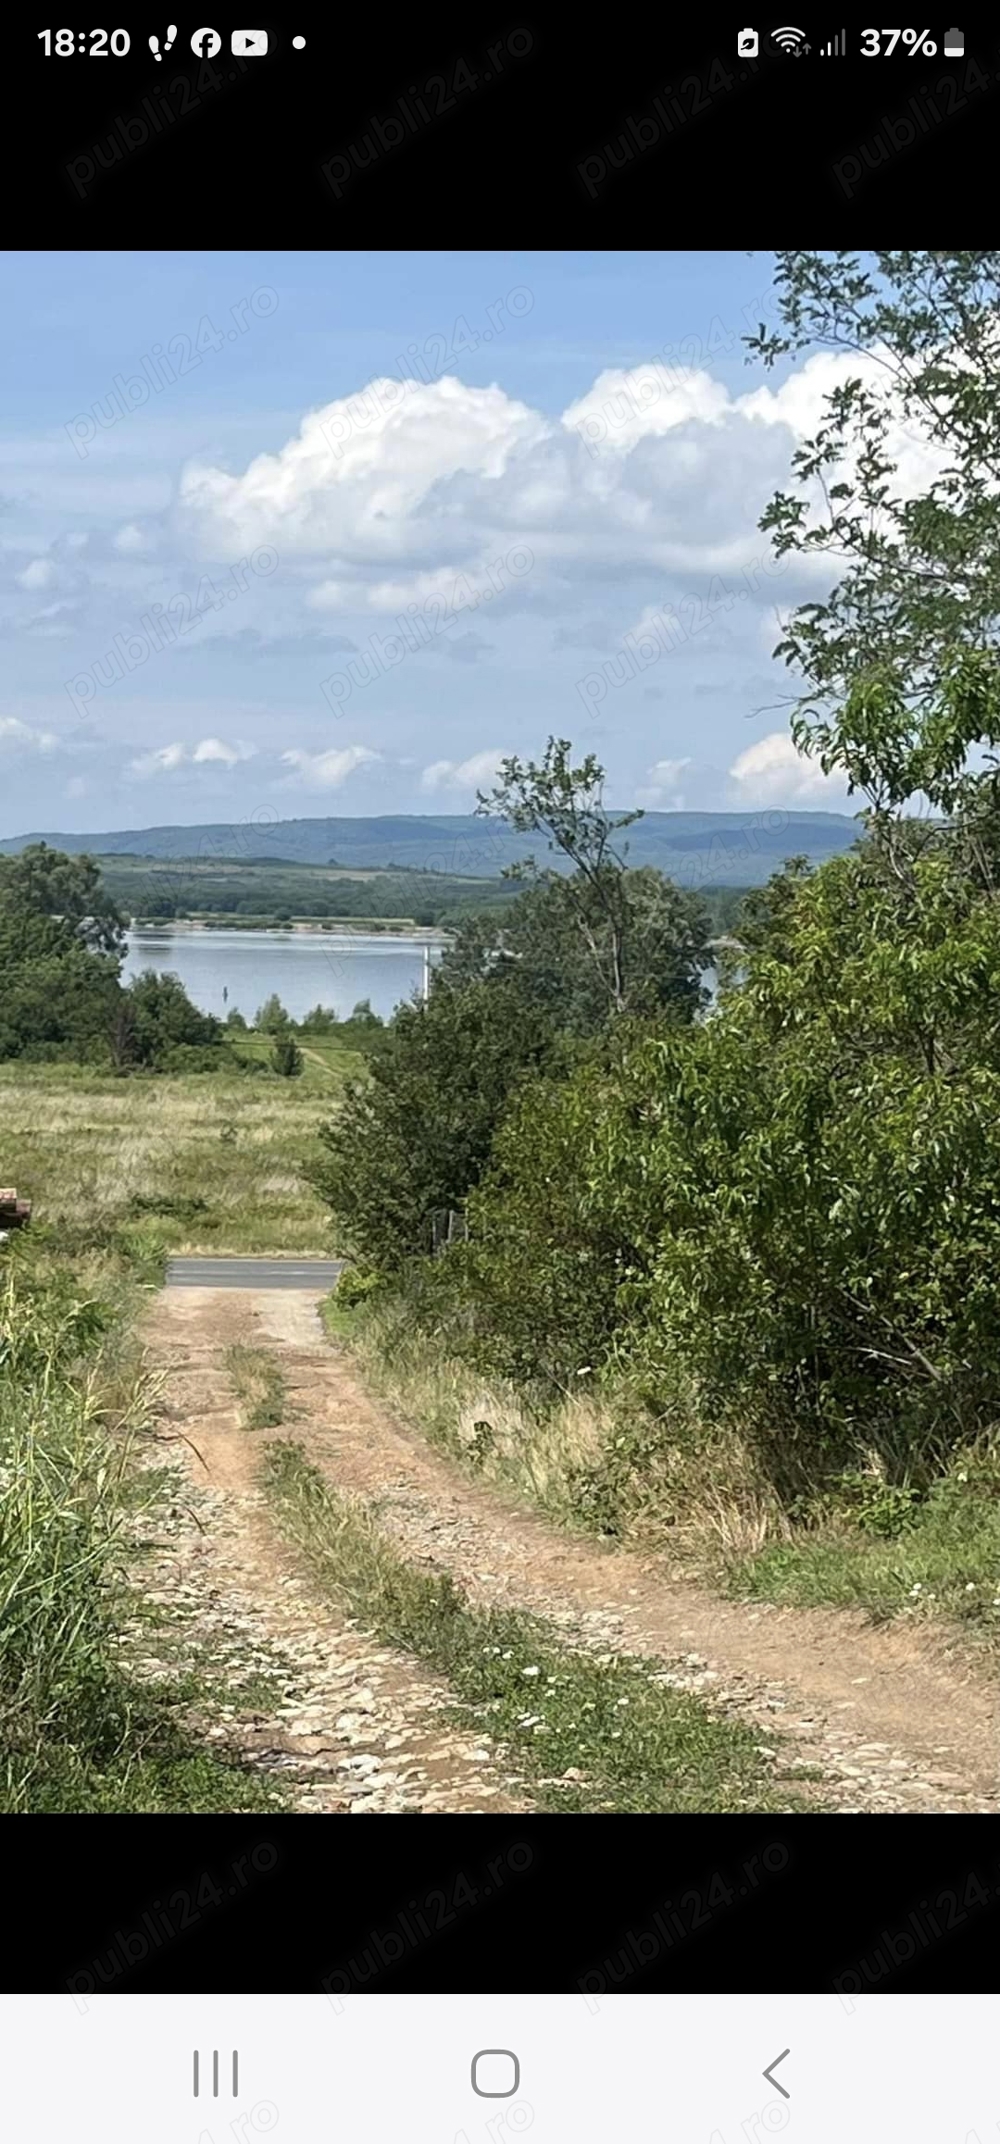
<box><xmin>0</xmin><ymin>1044</ymin><xmax>358</xmax><ymax>1255</ymax></box>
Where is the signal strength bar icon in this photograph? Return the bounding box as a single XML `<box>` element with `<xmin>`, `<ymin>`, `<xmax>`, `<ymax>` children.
<box><xmin>820</xmin><ymin>27</ymin><xmax>846</xmax><ymax>52</ymax></box>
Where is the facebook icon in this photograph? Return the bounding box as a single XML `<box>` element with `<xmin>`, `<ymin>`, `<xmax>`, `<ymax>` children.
<box><xmin>190</xmin><ymin>25</ymin><xmax>221</xmax><ymax>55</ymax></box>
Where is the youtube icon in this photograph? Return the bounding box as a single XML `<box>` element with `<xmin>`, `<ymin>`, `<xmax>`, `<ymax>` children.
<box><xmin>231</xmin><ymin>28</ymin><xmax>268</xmax><ymax>54</ymax></box>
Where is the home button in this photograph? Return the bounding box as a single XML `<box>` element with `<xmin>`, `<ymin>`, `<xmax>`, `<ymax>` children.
<box><xmin>471</xmin><ymin>2051</ymin><xmax>520</xmax><ymax>2098</ymax></box>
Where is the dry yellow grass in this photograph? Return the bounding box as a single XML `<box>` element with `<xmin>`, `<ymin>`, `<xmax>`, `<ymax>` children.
<box><xmin>0</xmin><ymin>1059</ymin><xmax>352</xmax><ymax>1252</ymax></box>
<box><xmin>340</xmin><ymin>1293</ymin><xmax>631</xmax><ymax>1525</ymax></box>
<box><xmin>337</xmin><ymin>1291</ymin><xmax>793</xmax><ymax>1554</ymax></box>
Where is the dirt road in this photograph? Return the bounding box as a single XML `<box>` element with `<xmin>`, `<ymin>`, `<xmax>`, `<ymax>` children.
<box><xmin>140</xmin><ymin>1283</ymin><xmax>1000</xmax><ymax>1814</ymax></box>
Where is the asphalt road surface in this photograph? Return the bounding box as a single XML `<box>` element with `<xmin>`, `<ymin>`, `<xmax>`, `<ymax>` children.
<box><xmin>166</xmin><ymin>1257</ymin><xmax>345</xmax><ymax>1290</ymax></box>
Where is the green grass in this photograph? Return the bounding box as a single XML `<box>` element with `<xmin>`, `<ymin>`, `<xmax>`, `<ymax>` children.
<box><xmin>729</xmin><ymin>1463</ymin><xmax>1000</xmax><ymax>1636</ymax></box>
<box><xmin>0</xmin><ymin>1236</ymin><xmax>289</xmax><ymax>1812</ymax></box>
<box><xmin>261</xmin><ymin>1439</ymin><xmax>813</xmax><ymax>1813</ymax></box>
<box><xmin>320</xmin><ymin>1296</ymin><xmax>358</xmax><ymax>1342</ymax></box>
<box><xmin>10</xmin><ymin>1702</ymin><xmax>287</xmax><ymax>1813</ymax></box>
<box><xmin>227</xmin><ymin>1032</ymin><xmax>364</xmax><ymax>1087</ymax></box>
<box><xmin>0</xmin><ymin>1055</ymin><xmax>358</xmax><ymax>1252</ymax></box>
<box><xmin>225</xmin><ymin>1342</ymin><xmax>287</xmax><ymax>1429</ymax></box>
<box><xmin>322</xmin><ymin>1285</ymin><xmax>709</xmax><ymax>1542</ymax></box>
<box><xmin>327</xmin><ymin>1291</ymin><xmax>1000</xmax><ymax>1650</ymax></box>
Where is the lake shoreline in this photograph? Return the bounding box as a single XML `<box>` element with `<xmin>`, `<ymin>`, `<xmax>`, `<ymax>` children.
<box><xmin>125</xmin><ymin>924</ymin><xmax>449</xmax><ymax>1024</ymax></box>
<box><xmin>130</xmin><ymin>919</ymin><xmax>453</xmax><ymax>941</ymax></box>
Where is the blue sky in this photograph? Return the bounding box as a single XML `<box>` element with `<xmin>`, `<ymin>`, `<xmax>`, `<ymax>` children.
<box><xmin>0</xmin><ymin>248</ymin><xmax>865</xmax><ymax>835</ymax></box>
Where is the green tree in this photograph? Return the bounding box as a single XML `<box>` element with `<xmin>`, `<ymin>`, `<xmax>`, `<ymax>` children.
<box><xmin>748</xmin><ymin>251</ymin><xmax>1000</xmax><ymax>872</ymax></box>
<box><xmin>0</xmin><ymin>844</ymin><xmax>126</xmax><ymax>1060</ymax></box>
<box><xmin>0</xmin><ymin>843</ymin><xmax>125</xmax><ymax>958</ymax></box>
<box><xmin>438</xmin><ymin>869</ymin><xmax>708</xmax><ymax>1034</ymax></box>
<box><xmin>312</xmin><ymin>977</ymin><xmax>557</xmax><ymax>1271</ymax></box>
<box><xmin>254</xmin><ymin>992</ymin><xmax>290</xmax><ymax>1032</ymax></box>
<box><xmin>108</xmin><ymin>995</ymin><xmax>139</xmax><ymax>1073</ymax></box>
<box><xmin>478</xmin><ymin>738</ymin><xmax>644</xmax><ymax>1014</ymax></box>
<box><xmin>270</xmin><ymin>1035</ymin><xmax>303</xmax><ymax>1077</ymax></box>
<box><xmin>615</xmin><ymin>844</ymin><xmax>1000</xmax><ymax>1485</ymax></box>
<box><xmin>455</xmin><ymin>1049</ymin><xmax>642</xmax><ymax>1388</ymax></box>
<box><xmin>450</xmin><ymin>839</ymin><xmax>1000</xmax><ymax>1486</ymax></box>
<box><xmin>125</xmin><ymin>970</ymin><xmax>222</xmax><ymax>1066</ymax></box>
<box><xmin>733</xmin><ymin>856</ymin><xmax>814</xmax><ymax>962</ymax></box>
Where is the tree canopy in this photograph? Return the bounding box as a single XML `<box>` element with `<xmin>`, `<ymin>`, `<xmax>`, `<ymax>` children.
<box><xmin>0</xmin><ymin>844</ymin><xmax>126</xmax><ymax>1059</ymax></box>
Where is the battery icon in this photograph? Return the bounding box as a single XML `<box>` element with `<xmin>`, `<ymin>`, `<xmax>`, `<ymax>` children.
<box><xmin>943</xmin><ymin>26</ymin><xmax>964</xmax><ymax>55</ymax></box>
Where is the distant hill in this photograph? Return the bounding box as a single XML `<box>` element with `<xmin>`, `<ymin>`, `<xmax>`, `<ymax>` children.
<box><xmin>0</xmin><ymin>809</ymin><xmax>861</xmax><ymax>888</ymax></box>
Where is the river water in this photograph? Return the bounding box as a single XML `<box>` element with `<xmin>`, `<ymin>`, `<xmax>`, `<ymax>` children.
<box><xmin>125</xmin><ymin>928</ymin><xmax>442</xmax><ymax>1024</ymax></box>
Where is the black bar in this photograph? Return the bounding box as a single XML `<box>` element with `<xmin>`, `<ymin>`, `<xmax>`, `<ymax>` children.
<box><xmin>21</xmin><ymin>1818</ymin><xmax>1000</xmax><ymax>1991</ymax></box>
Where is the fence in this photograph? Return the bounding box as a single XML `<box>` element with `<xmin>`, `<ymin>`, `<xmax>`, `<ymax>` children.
<box><xmin>430</xmin><ymin>1207</ymin><xmax>468</xmax><ymax>1255</ymax></box>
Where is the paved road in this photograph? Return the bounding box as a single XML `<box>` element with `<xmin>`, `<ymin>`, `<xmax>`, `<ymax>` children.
<box><xmin>166</xmin><ymin>1256</ymin><xmax>345</xmax><ymax>1290</ymax></box>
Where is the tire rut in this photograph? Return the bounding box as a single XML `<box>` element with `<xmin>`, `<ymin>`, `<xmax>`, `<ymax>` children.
<box><xmin>138</xmin><ymin>1298</ymin><xmax>527</xmax><ymax>1814</ymax></box>
<box><xmin>143</xmin><ymin>1285</ymin><xmax>1000</xmax><ymax>1815</ymax></box>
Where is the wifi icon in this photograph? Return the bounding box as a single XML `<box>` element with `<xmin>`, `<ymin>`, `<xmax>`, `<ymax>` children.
<box><xmin>771</xmin><ymin>24</ymin><xmax>808</xmax><ymax>49</ymax></box>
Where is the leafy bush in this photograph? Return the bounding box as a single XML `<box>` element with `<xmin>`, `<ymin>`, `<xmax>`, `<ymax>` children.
<box><xmin>452</xmin><ymin>1047</ymin><xmax>643</xmax><ymax>1389</ymax></box>
<box><xmin>414</xmin><ymin>833</ymin><xmax>1000</xmax><ymax>1502</ymax></box>
<box><xmin>615</xmin><ymin>847</ymin><xmax>1000</xmax><ymax>1489</ymax></box>
<box><xmin>312</xmin><ymin>976</ymin><xmax>557</xmax><ymax>1271</ymax></box>
<box><xmin>127</xmin><ymin>1191</ymin><xmax>208</xmax><ymax>1223</ymax></box>
<box><xmin>270</xmin><ymin>1036</ymin><xmax>303</xmax><ymax>1077</ymax></box>
<box><xmin>156</xmin><ymin>1043</ymin><xmax>230</xmax><ymax>1074</ymax></box>
<box><xmin>125</xmin><ymin>969</ymin><xmax>222</xmax><ymax>1067</ymax></box>
<box><xmin>334</xmin><ymin>1266</ymin><xmax>385</xmax><ymax>1309</ymax></box>
<box><xmin>0</xmin><ymin>845</ymin><xmax>125</xmax><ymax>1062</ymax></box>
<box><xmin>254</xmin><ymin>993</ymin><xmax>290</xmax><ymax>1032</ymax></box>
<box><xmin>830</xmin><ymin>1470</ymin><xmax>921</xmax><ymax>1539</ymax></box>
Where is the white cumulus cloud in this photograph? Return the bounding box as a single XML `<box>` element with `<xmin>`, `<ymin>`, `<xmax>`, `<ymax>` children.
<box><xmin>173</xmin><ymin>368</ymin><xmax>809</xmax><ymax>610</ymax></box>
<box><xmin>128</xmin><ymin>738</ymin><xmax>253</xmax><ymax>777</ymax></box>
<box><xmin>562</xmin><ymin>364</ymin><xmax>730</xmax><ymax>453</ymax></box>
<box><xmin>15</xmin><ymin>559</ymin><xmax>56</xmax><ymax>592</ymax></box>
<box><xmin>178</xmin><ymin>375</ymin><xmax>547</xmax><ymax>563</ymax></box>
<box><xmin>727</xmin><ymin>731</ymin><xmax>847</xmax><ymax>808</ymax></box>
<box><xmin>113</xmin><ymin>523</ymin><xmax>154</xmax><ymax>555</ymax></box>
<box><xmin>129</xmin><ymin>742</ymin><xmax>187</xmax><ymax>776</ymax></box>
<box><xmin>0</xmin><ymin>715</ymin><xmax>58</xmax><ymax>752</ymax></box>
<box><xmin>635</xmin><ymin>756</ymin><xmax>693</xmax><ymax>808</ymax></box>
<box><xmin>192</xmin><ymin>737</ymin><xmax>255</xmax><ymax>766</ymax></box>
<box><xmin>420</xmin><ymin>749</ymin><xmax>505</xmax><ymax>795</ymax></box>
<box><xmin>174</xmin><ymin>347</ymin><xmax>933</xmax><ymax>623</ymax></box>
<box><xmin>280</xmin><ymin>744</ymin><xmax>379</xmax><ymax>789</ymax></box>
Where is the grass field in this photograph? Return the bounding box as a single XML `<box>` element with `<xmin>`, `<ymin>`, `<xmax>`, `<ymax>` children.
<box><xmin>1</xmin><ymin>1050</ymin><xmax>359</xmax><ymax>1254</ymax></box>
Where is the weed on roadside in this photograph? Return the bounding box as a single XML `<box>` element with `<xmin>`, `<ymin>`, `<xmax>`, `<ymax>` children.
<box><xmin>225</xmin><ymin>1342</ymin><xmax>286</xmax><ymax>1429</ymax></box>
<box><xmin>262</xmin><ymin>1439</ymin><xmax>813</xmax><ymax>1814</ymax></box>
